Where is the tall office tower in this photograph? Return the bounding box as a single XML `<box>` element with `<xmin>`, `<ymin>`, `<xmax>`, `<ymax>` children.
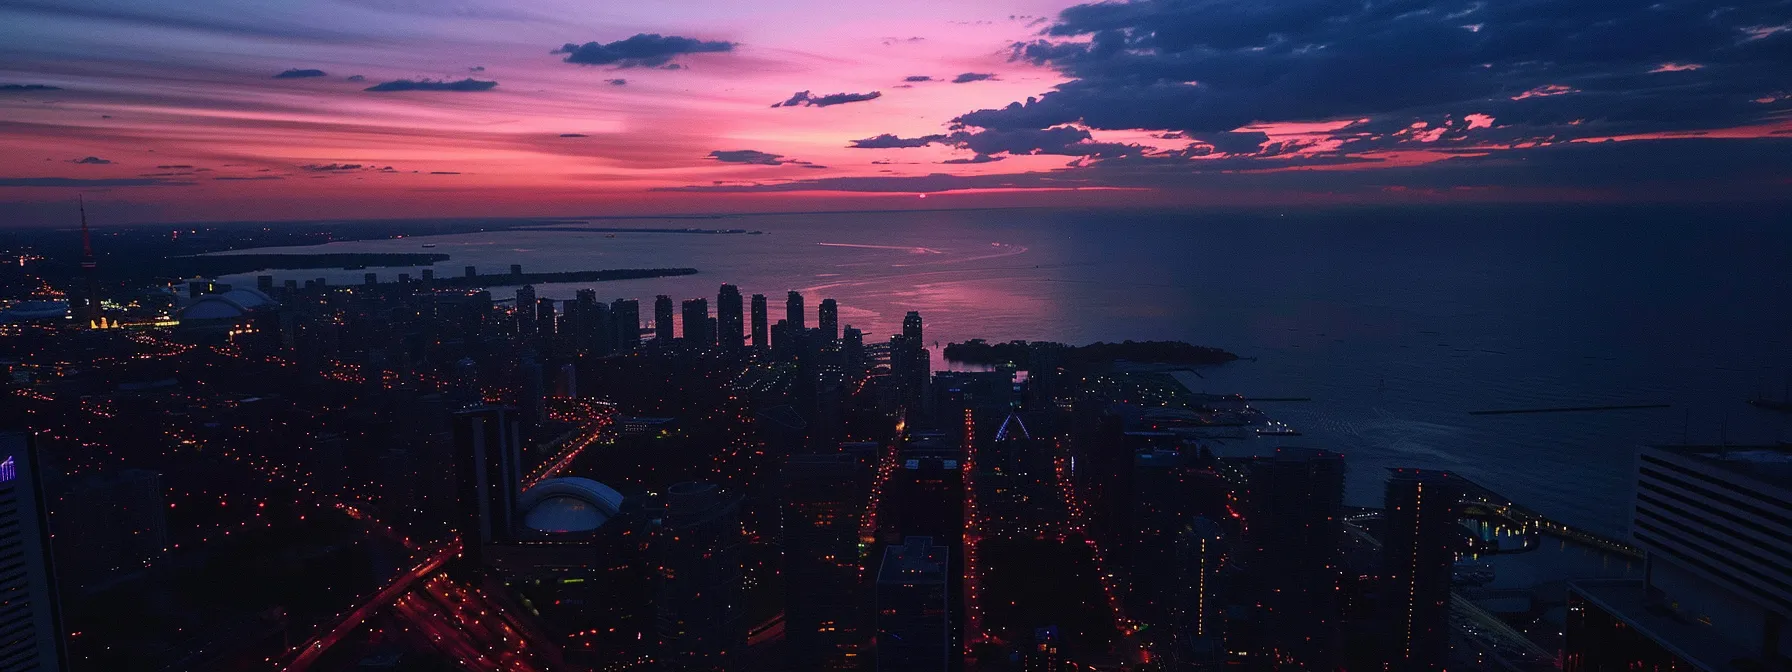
<box><xmin>749</xmin><ymin>294</ymin><xmax>768</xmax><ymax>349</ymax></box>
<box><xmin>57</xmin><ymin>469</ymin><xmax>170</xmax><ymax>591</ymax></box>
<box><xmin>536</xmin><ymin>297</ymin><xmax>557</xmax><ymax>341</ymax></box>
<box><xmin>881</xmin><ymin>434</ymin><xmax>964</xmax><ymax>664</ymax></box>
<box><xmin>1380</xmin><ymin>469</ymin><xmax>1463</xmax><ymax>671</ymax></box>
<box><xmin>842</xmin><ymin>326</ymin><xmax>864</xmax><ymax>371</ymax></box>
<box><xmin>1564</xmin><ymin>444</ymin><xmax>1792</xmax><ymax>670</ymax></box>
<box><xmin>1244</xmin><ymin>447</ymin><xmax>1346</xmax><ymax>669</ymax></box>
<box><xmin>877</xmin><ymin>536</ymin><xmax>951</xmax><ymax>672</ymax></box>
<box><xmin>786</xmin><ymin>291</ymin><xmax>805</xmax><ymax>332</ymax></box>
<box><xmin>682</xmin><ymin>298</ymin><xmax>712</xmax><ymax>347</ymax></box>
<box><xmin>656</xmin><ymin>482</ymin><xmax>745</xmax><ymax>672</ymax></box>
<box><xmin>655</xmin><ymin>295</ymin><xmax>676</xmax><ymax>343</ymax></box>
<box><xmin>783</xmin><ymin>454</ymin><xmax>874</xmax><ymax>671</ymax></box>
<box><xmin>452</xmin><ymin>408</ymin><xmax>523</xmax><ymax>567</ymax></box>
<box><xmin>612</xmin><ymin>298</ymin><xmax>641</xmax><ymax>351</ymax></box>
<box><xmin>717</xmin><ymin>284</ymin><xmax>744</xmax><ymax>352</ymax></box>
<box><xmin>890</xmin><ymin>313</ymin><xmax>929</xmax><ymax>415</ymax></box>
<box><xmin>1131</xmin><ymin>447</ymin><xmax>1229</xmax><ymax>621</ymax></box>
<box><xmin>0</xmin><ymin>433</ymin><xmax>68</xmax><ymax>670</ymax></box>
<box><xmin>817</xmin><ymin>299</ymin><xmax>838</xmax><ymax>342</ymax></box>
<box><xmin>516</xmin><ymin>285</ymin><xmax>537</xmax><ymax>335</ymax></box>
<box><xmin>1172</xmin><ymin>517</ymin><xmax>1227</xmax><ymax>668</ymax></box>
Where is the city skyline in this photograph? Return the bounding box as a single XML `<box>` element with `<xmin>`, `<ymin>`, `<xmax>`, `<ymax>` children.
<box><xmin>2</xmin><ymin>0</ymin><xmax>1791</xmax><ymax>225</ymax></box>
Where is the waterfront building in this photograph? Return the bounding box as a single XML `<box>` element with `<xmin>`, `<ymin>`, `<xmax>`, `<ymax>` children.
<box><xmin>682</xmin><ymin>298</ymin><xmax>712</xmax><ymax>347</ymax></box>
<box><xmin>1566</xmin><ymin>444</ymin><xmax>1792</xmax><ymax>669</ymax></box>
<box><xmin>787</xmin><ymin>291</ymin><xmax>805</xmax><ymax>332</ymax></box>
<box><xmin>750</xmin><ymin>294</ymin><xmax>768</xmax><ymax>349</ymax></box>
<box><xmin>1380</xmin><ymin>469</ymin><xmax>1463</xmax><ymax>671</ymax></box>
<box><xmin>818</xmin><ymin>298</ymin><xmax>838</xmax><ymax>343</ymax></box>
<box><xmin>1243</xmin><ymin>447</ymin><xmax>1346</xmax><ymax>668</ymax></box>
<box><xmin>654</xmin><ymin>295</ymin><xmax>676</xmax><ymax>343</ymax></box>
<box><xmin>612</xmin><ymin>298</ymin><xmax>641</xmax><ymax>351</ymax></box>
<box><xmin>718</xmin><ymin>284</ymin><xmax>745</xmax><ymax>352</ymax></box>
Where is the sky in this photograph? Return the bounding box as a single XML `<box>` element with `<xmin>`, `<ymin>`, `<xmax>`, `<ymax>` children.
<box><xmin>1</xmin><ymin>0</ymin><xmax>1789</xmax><ymax>224</ymax></box>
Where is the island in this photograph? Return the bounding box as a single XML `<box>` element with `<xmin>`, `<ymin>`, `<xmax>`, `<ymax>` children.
<box><xmin>422</xmin><ymin>267</ymin><xmax>698</xmax><ymax>288</ymax></box>
<box><xmin>170</xmin><ymin>253</ymin><xmax>452</xmax><ymax>278</ymax></box>
<box><xmin>943</xmin><ymin>339</ymin><xmax>1239</xmax><ymax>368</ymax></box>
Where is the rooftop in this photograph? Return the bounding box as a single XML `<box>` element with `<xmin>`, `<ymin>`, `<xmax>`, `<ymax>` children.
<box><xmin>1570</xmin><ymin>579</ymin><xmax>1757</xmax><ymax>672</ymax></box>
<box><xmin>1650</xmin><ymin>443</ymin><xmax>1792</xmax><ymax>487</ymax></box>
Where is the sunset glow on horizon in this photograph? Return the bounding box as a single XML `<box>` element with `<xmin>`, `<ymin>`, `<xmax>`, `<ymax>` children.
<box><xmin>3</xmin><ymin>0</ymin><xmax>1789</xmax><ymax>224</ymax></box>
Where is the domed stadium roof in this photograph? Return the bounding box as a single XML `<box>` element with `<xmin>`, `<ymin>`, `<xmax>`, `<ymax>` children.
<box><xmin>519</xmin><ymin>477</ymin><xmax>624</xmax><ymax>534</ymax></box>
<box><xmin>178</xmin><ymin>288</ymin><xmax>277</xmax><ymax>322</ymax></box>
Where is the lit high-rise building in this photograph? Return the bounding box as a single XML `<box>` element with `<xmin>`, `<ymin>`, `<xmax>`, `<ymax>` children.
<box><xmin>750</xmin><ymin>294</ymin><xmax>768</xmax><ymax>349</ymax></box>
<box><xmin>654</xmin><ymin>295</ymin><xmax>675</xmax><ymax>343</ymax></box>
<box><xmin>0</xmin><ymin>432</ymin><xmax>68</xmax><ymax>670</ymax></box>
<box><xmin>818</xmin><ymin>298</ymin><xmax>838</xmax><ymax>342</ymax></box>
<box><xmin>536</xmin><ymin>297</ymin><xmax>556</xmax><ymax>340</ymax></box>
<box><xmin>1244</xmin><ymin>447</ymin><xmax>1346</xmax><ymax>668</ymax></box>
<box><xmin>1566</xmin><ymin>444</ymin><xmax>1792</xmax><ymax>670</ymax></box>
<box><xmin>682</xmin><ymin>298</ymin><xmax>712</xmax><ymax>347</ymax></box>
<box><xmin>876</xmin><ymin>536</ymin><xmax>950</xmax><ymax>672</ymax></box>
<box><xmin>716</xmin><ymin>284</ymin><xmax>744</xmax><ymax>352</ymax></box>
<box><xmin>786</xmin><ymin>291</ymin><xmax>805</xmax><ymax>332</ymax></box>
<box><xmin>516</xmin><ymin>285</ymin><xmax>537</xmax><ymax>334</ymax></box>
<box><xmin>1380</xmin><ymin>469</ymin><xmax>1462</xmax><ymax>671</ymax></box>
<box><xmin>612</xmin><ymin>298</ymin><xmax>641</xmax><ymax>351</ymax></box>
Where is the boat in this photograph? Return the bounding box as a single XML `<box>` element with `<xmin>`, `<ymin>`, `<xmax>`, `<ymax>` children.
<box><xmin>421</xmin><ymin>243</ymin><xmax>437</xmax><ymax>248</ymax></box>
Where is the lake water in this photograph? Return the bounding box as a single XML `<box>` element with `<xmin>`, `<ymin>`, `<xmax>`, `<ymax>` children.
<box><xmin>215</xmin><ymin>205</ymin><xmax>1792</xmax><ymax>534</ymax></box>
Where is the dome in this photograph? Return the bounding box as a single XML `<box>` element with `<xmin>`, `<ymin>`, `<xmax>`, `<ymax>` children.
<box><xmin>518</xmin><ymin>477</ymin><xmax>624</xmax><ymax>534</ymax></box>
<box><xmin>177</xmin><ymin>288</ymin><xmax>277</xmax><ymax>322</ymax></box>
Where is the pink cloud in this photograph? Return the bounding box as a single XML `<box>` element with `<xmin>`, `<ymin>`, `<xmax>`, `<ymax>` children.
<box><xmin>1510</xmin><ymin>84</ymin><xmax>1577</xmax><ymax>101</ymax></box>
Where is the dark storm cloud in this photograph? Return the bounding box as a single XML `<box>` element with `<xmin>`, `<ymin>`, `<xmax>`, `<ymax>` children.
<box><xmin>273</xmin><ymin>68</ymin><xmax>327</xmax><ymax>79</ymax></box>
<box><xmin>771</xmin><ymin>90</ymin><xmax>883</xmax><ymax>108</ymax></box>
<box><xmin>554</xmin><ymin>34</ymin><xmax>735</xmax><ymax>68</ymax></box>
<box><xmin>952</xmin><ymin>72</ymin><xmax>998</xmax><ymax>83</ymax></box>
<box><xmin>941</xmin><ymin>154</ymin><xmax>1005</xmax><ymax>164</ymax></box>
<box><xmin>958</xmin><ymin>0</ymin><xmax>1792</xmax><ymax>146</ymax></box>
<box><xmin>708</xmin><ymin>150</ymin><xmax>790</xmax><ymax>165</ymax></box>
<box><xmin>904</xmin><ymin>75</ymin><xmax>935</xmax><ymax>82</ymax></box>
<box><xmin>364</xmin><ymin>78</ymin><xmax>496</xmax><ymax>92</ymax></box>
<box><xmin>0</xmin><ymin>176</ymin><xmax>189</xmax><ymax>187</ymax></box>
<box><xmin>850</xmin><ymin>133</ymin><xmax>947</xmax><ymax>148</ymax></box>
<box><xmin>1</xmin><ymin>84</ymin><xmax>61</xmax><ymax>92</ymax></box>
<box><xmin>846</xmin><ymin>128</ymin><xmax>1143</xmax><ymax>157</ymax></box>
<box><xmin>69</xmin><ymin>156</ymin><xmax>112</xmax><ymax>165</ymax></box>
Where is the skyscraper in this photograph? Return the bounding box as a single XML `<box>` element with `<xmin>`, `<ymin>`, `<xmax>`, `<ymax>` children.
<box><xmin>656</xmin><ymin>482</ymin><xmax>745</xmax><ymax>671</ymax></box>
<box><xmin>877</xmin><ymin>536</ymin><xmax>950</xmax><ymax>672</ymax></box>
<box><xmin>786</xmin><ymin>291</ymin><xmax>805</xmax><ymax>332</ymax></box>
<box><xmin>612</xmin><ymin>298</ymin><xmax>641</xmax><ymax>351</ymax></box>
<box><xmin>682</xmin><ymin>298</ymin><xmax>712</xmax><ymax>348</ymax></box>
<box><xmin>516</xmin><ymin>285</ymin><xmax>537</xmax><ymax>335</ymax></box>
<box><xmin>452</xmin><ymin>407</ymin><xmax>523</xmax><ymax>566</ymax></box>
<box><xmin>782</xmin><ymin>453</ymin><xmax>874</xmax><ymax>671</ymax></box>
<box><xmin>717</xmin><ymin>284</ymin><xmax>744</xmax><ymax>352</ymax></box>
<box><xmin>890</xmin><ymin>312</ymin><xmax>929</xmax><ymax>415</ymax></box>
<box><xmin>1564</xmin><ymin>444</ymin><xmax>1792</xmax><ymax>669</ymax></box>
<box><xmin>655</xmin><ymin>295</ymin><xmax>675</xmax><ymax>343</ymax></box>
<box><xmin>0</xmin><ymin>432</ymin><xmax>68</xmax><ymax>670</ymax></box>
<box><xmin>818</xmin><ymin>298</ymin><xmax>838</xmax><ymax>342</ymax></box>
<box><xmin>902</xmin><ymin>310</ymin><xmax>922</xmax><ymax>342</ymax></box>
<box><xmin>536</xmin><ymin>297</ymin><xmax>556</xmax><ymax>341</ymax></box>
<box><xmin>842</xmin><ymin>326</ymin><xmax>864</xmax><ymax>371</ymax></box>
<box><xmin>1380</xmin><ymin>469</ymin><xmax>1462</xmax><ymax>671</ymax></box>
<box><xmin>750</xmin><ymin>294</ymin><xmax>768</xmax><ymax>349</ymax></box>
<box><xmin>1244</xmin><ymin>447</ymin><xmax>1346</xmax><ymax>668</ymax></box>
<box><xmin>1173</xmin><ymin>517</ymin><xmax>1227</xmax><ymax>667</ymax></box>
